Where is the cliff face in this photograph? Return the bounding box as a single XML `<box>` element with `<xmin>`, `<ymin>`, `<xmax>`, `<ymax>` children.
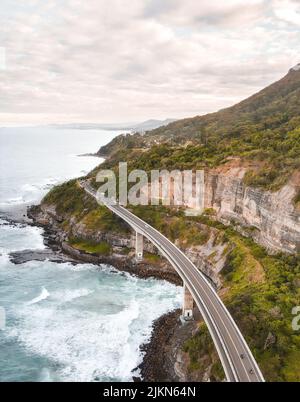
<box><xmin>32</xmin><ymin>175</ymin><xmax>300</xmax><ymax>381</ymax></box>
<box><xmin>180</xmin><ymin>227</ymin><xmax>228</xmax><ymax>288</ymax></box>
<box><xmin>30</xmin><ymin>202</ymin><xmax>228</xmax><ymax>288</ymax></box>
<box><xmin>204</xmin><ymin>167</ymin><xmax>300</xmax><ymax>253</ymax></box>
<box><xmin>144</xmin><ymin>161</ymin><xmax>300</xmax><ymax>254</ymax></box>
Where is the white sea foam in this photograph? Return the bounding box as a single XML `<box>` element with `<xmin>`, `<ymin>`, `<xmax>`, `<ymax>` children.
<box><xmin>0</xmin><ymin>127</ymin><xmax>181</xmax><ymax>382</ymax></box>
<box><xmin>39</xmin><ymin>367</ymin><xmax>53</xmax><ymax>382</ymax></box>
<box><xmin>7</xmin><ymin>274</ymin><xmax>181</xmax><ymax>382</ymax></box>
<box><xmin>0</xmin><ymin>211</ymin><xmax>181</xmax><ymax>382</ymax></box>
<box><xmin>0</xmin><ymin>248</ymin><xmax>10</xmax><ymax>267</ymax></box>
<box><xmin>0</xmin><ymin>220</ymin><xmax>45</xmax><ymax>252</ymax></box>
<box><xmin>53</xmin><ymin>288</ymin><xmax>94</xmax><ymax>303</ymax></box>
<box><xmin>27</xmin><ymin>287</ymin><xmax>50</xmax><ymax>305</ymax></box>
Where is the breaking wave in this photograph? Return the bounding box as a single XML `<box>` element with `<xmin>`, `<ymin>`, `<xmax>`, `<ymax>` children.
<box><xmin>27</xmin><ymin>287</ymin><xmax>50</xmax><ymax>305</ymax></box>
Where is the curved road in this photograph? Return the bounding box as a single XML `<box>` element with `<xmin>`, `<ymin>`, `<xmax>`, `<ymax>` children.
<box><xmin>80</xmin><ymin>181</ymin><xmax>264</xmax><ymax>383</ymax></box>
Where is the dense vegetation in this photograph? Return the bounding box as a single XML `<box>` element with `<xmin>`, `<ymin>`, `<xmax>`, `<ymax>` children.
<box><xmin>129</xmin><ymin>205</ymin><xmax>210</xmax><ymax>247</ymax></box>
<box><xmin>41</xmin><ymin>67</ymin><xmax>300</xmax><ymax>382</ymax></box>
<box><xmin>133</xmin><ymin>206</ymin><xmax>300</xmax><ymax>381</ymax></box>
<box><xmin>42</xmin><ymin>178</ymin><xmax>300</xmax><ymax>381</ymax></box>
<box><xmin>183</xmin><ymin>323</ymin><xmax>224</xmax><ymax>381</ymax></box>
<box><xmin>43</xmin><ymin>179</ymin><xmax>130</xmax><ymax>234</ymax></box>
<box><xmin>179</xmin><ymin>214</ymin><xmax>300</xmax><ymax>382</ymax></box>
<box><xmin>223</xmin><ymin>241</ymin><xmax>300</xmax><ymax>382</ymax></box>
<box><xmin>99</xmin><ymin>69</ymin><xmax>300</xmax><ymax>190</ymax></box>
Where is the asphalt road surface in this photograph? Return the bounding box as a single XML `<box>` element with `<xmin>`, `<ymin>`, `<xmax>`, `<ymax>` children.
<box><xmin>80</xmin><ymin>181</ymin><xmax>265</xmax><ymax>383</ymax></box>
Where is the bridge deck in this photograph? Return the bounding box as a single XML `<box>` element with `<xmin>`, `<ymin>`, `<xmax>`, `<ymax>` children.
<box><xmin>80</xmin><ymin>180</ymin><xmax>264</xmax><ymax>383</ymax></box>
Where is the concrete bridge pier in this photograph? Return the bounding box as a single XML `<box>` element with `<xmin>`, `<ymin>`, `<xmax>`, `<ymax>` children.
<box><xmin>182</xmin><ymin>284</ymin><xmax>194</xmax><ymax>321</ymax></box>
<box><xmin>135</xmin><ymin>231</ymin><xmax>144</xmax><ymax>262</ymax></box>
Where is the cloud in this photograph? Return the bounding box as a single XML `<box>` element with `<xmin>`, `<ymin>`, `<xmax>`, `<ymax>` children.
<box><xmin>144</xmin><ymin>0</ymin><xmax>266</xmax><ymax>27</ymax></box>
<box><xmin>272</xmin><ymin>0</ymin><xmax>300</xmax><ymax>25</ymax></box>
<box><xmin>0</xmin><ymin>0</ymin><xmax>299</xmax><ymax>124</ymax></box>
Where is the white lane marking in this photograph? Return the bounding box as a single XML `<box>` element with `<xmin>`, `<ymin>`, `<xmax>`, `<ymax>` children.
<box><xmin>81</xmin><ymin>182</ymin><xmax>263</xmax><ymax>382</ymax></box>
<box><xmin>116</xmin><ymin>206</ymin><xmax>257</xmax><ymax>381</ymax></box>
<box><xmin>110</xmin><ymin>205</ymin><xmax>250</xmax><ymax>381</ymax></box>
<box><xmin>113</xmin><ymin>207</ymin><xmax>240</xmax><ymax>381</ymax></box>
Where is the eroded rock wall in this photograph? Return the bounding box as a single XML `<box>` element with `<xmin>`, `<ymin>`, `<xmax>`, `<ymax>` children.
<box><xmin>204</xmin><ymin>168</ymin><xmax>300</xmax><ymax>253</ymax></box>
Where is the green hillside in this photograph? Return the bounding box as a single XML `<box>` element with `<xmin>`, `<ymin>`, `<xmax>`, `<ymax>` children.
<box><xmin>98</xmin><ymin>67</ymin><xmax>300</xmax><ymax>190</ymax></box>
<box><xmin>42</xmin><ymin>66</ymin><xmax>300</xmax><ymax>382</ymax></box>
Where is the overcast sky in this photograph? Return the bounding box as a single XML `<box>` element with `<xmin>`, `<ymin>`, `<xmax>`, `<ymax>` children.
<box><xmin>0</xmin><ymin>0</ymin><xmax>299</xmax><ymax>125</ymax></box>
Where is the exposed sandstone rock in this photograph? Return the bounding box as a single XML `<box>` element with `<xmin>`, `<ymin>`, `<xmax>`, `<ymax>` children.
<box><xmin>204</xmin><ymin>168</ymin><xmax>300</xmax><ymax>254</ymax></box>
<box><xmin>183</xmin><ymin>228</ymin><xmax>228</xmax><ymax>289</ymax></box>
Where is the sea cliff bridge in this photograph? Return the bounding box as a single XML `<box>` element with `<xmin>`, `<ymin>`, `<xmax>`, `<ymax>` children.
<box><xmin>79</xmin><ymin>180</ymin><xmax>264</xmax><ymax>383</ymax></box>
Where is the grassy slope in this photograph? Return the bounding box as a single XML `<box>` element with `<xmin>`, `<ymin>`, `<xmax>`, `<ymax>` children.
<box><xmin>70</xmin><ymin>238</ymin><xmax>111</xmax><ymax>255</ymax></box>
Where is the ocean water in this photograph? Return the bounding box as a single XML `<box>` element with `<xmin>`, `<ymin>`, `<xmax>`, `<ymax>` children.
<box><xmin>0</xmin><ymin>127</ymin><xmax>181</xmax><ymax>382</ymax></box>
<box><xmin>0</xmin><ymin>127</ymin><xmax>122</xmax><ymax>210</ymax></box>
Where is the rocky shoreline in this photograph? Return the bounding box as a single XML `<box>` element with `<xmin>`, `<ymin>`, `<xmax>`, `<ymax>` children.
<box><xmin>2</xmin><ymin>201</ymin><xmax>228</xmax><ymax>382</ymax></box>
<box><xmin>25</xmin><ymin>211</ymin><xmax>182</xmax><ymax>286</ymax></box>
<box><xmin>136</xmin><ymin>309</ymin><xmax>199</xmax><ymax>382</ymax></box>
<box><xmin>19</xmin><ymin>204</ymin><xmax>199</xmax><ymax>382</ymax></box>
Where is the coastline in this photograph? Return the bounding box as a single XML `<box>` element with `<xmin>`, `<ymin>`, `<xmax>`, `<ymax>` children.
<box><xmin>4</xmin><ymin>202</ymin><xmax>228</xmax><ymax>383</ymax></box>
<box><xmin>136</xmin><ymin>309</ymin><xmax>198</xmax><ymax>382</ymax></box>
<box><xmin>19</xmin><ymin>205</ymin><xmax>192</xmax><ymax>382</ymax></box>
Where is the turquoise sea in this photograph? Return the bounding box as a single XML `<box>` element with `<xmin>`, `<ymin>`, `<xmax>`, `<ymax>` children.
<box><xmin>0</xmin><ymin>127</ymin><xmax>181</xmax><ymax>381</ymax></box>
